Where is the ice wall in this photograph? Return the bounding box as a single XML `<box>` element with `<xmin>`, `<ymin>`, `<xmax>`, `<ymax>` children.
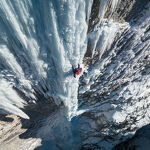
<box><xmin>0</xmin><ymin>0</ymin><xmax>94</xmax><ymax>120</ymax></box>
<box><xmin>0</xmin><ymin>0</ymin><xmax>121</xmax><ymax>120</ymax></box>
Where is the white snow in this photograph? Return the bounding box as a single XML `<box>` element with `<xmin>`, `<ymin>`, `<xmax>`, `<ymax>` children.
<box><xmin>80</xmin><ymin>21</ymin><xmax>129</xmax><ymax>94</ymax></box>
<box><xmin>0</xmin><ymin>78</ymin><xmax>29</xmax><ymax>119</ymax></box>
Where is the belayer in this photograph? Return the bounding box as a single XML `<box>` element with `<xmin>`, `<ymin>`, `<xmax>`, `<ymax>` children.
<box><xmin>72</xmin><ymin>64</ymin><xmax>82</xmax><ymax>78</ymax></box>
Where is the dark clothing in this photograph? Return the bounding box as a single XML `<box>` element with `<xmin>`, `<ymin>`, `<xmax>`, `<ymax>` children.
<box><xmin>78</xmin><ymin>64</ymin><xmax>80</xmax><ymax>70</ymax></box>
<box><xmin>73</xmin><ymin>67</ymin><xmax>76</xmax><ymax>74</ymax></box>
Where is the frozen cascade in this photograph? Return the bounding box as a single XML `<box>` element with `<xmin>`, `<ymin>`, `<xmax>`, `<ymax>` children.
<box><xmin>0</xmin><ymin>0</ymin><xmax>120</xmax><ymax>120</ymax></box>
<box><xmin>0</xmin><ymin>0</ymin><xmax>121</xmax><ymax>120</ymax></box>
<box><xmin>0</xmin><ymin>0</ymin><xmax>93</xmax><ymax>120</ymax></box>
<box><xmin>0</xmin><ymin>0</ymin><xmax>150</xmax><ymax>150</ymax></box>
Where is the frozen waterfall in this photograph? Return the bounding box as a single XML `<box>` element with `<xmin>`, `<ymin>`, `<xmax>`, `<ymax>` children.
<box><xmin>0</xmin><ymin>0</ymin><xmax>119</xmax><ymax>120</ymax></box>
<box><xmin>0</xmin><ymin>0</ymin><xmax>92</xmax><ymax>120</ymax></box>
<box><xmin>0</xmin><ymin>0</ymin><xmax>150</xmax><ymax>150</ymax></box>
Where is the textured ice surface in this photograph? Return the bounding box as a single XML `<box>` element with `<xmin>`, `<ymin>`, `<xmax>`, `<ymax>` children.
<box><xmin>0</xmin><ymin>0</ymin><xmax>92</xmax><ymax>120</ymax></box>
<box><xmin>0</xmin><ymin>0</ymin><xmax>122</xmax><ymax>121</ymax></box>
<box><xmin>78</xmin><ymin>2</ymin><xmax>150</xmax><ymax>149</ymax></box>
<box><xmin>0</xmin><ymin>0</ymin><xmax>150</xmax><ymax>150</ymax></box>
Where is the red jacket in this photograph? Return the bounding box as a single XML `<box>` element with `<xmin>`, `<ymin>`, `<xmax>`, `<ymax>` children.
<box><xmin>76</xmin><ymin>68</ymin><xmax>79</xmax><ymax>75</ymax></box>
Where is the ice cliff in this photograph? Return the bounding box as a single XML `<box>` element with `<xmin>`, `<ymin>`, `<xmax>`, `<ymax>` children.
<box><xmin>0</xmin><ymin>0</ymin><xmax>150</xmax><ymax>150</ymax></box>
<box><xmin>0</xmin><ymin>0</ymin><xmax>90</xmax><ymax>120</ymax></box>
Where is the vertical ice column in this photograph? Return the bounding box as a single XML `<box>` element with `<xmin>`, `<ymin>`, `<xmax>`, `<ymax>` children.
<box><xmin>0</xmin><ymin>0</ymin><xmax>94</xmax><ymax>120</ymax></box>
<box><xmin>55</xmin><ymin>0</ymin><xmax>90</xmax><ymax>120</ymax></box>
<box><xmin>98</xmin><ymin>0</ymin><xmax>109</xmax><ymax>22</ymax></box>
<box><xmin>99</xmin><ymin>0</ymin><xmax>120</xmax><ymax>22</ymax></box>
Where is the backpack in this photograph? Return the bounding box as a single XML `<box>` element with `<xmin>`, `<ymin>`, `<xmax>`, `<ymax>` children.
<box><xmin>76</xmin><ymin>68</ymin><xmax>79</xmax><ymax>75</ymax></box>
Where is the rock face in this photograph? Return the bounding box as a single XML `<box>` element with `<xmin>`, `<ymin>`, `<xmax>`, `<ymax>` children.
<box><xmin>88</xmin><ymin>0</ymin><xmax>150</xmax><ymax>32</ymax></box>
<box><xmin>113</xmin><ymin>124</ymin><xmax>150</xmax><ymax>150</ymax></box>
<box><xmin>88</xmin><ymin>0</ymin><xmax>101</xmax><ymax>32</ymax></box>
<box><xmin>0</xmin><ymin>101</ymin><xmax>58</xmax><ymax>150</ymax></box>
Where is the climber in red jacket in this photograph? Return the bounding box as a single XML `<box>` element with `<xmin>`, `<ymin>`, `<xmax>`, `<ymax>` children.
<box><xmin>72</xmin><ymin>64</ymin><xmax>82</xmax><ymax>78</ymax></box>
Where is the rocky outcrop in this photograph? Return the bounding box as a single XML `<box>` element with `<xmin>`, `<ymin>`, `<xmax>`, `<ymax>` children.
<box><xmin>0</xmin><ymin>100</ymin><xmax>58</xmax><ymax>150</ymax></box>
<box><xmin>88</xmin><ymin>0</ymin><xmax>150</xmax><ymax>33</ymax></box>
<box><xmin>88</xmin><ymin>0</ymin><xmax>101</xmax><ymax>32</ymax></box>
<box><xmin>104</xmin><ymin>0</ymin><xmax>136</xmax><ymax>22</ymax></box>
<box><xmin>113</xmin><ymin>124</ymin><xmax>150</xmax><ymax>150</ymax></box>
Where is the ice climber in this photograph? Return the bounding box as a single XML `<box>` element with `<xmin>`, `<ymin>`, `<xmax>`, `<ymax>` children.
<box><xmin>72</xmin><ymin>64</ymin><xmax>82</xmax><ymax>78</ymax></box>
